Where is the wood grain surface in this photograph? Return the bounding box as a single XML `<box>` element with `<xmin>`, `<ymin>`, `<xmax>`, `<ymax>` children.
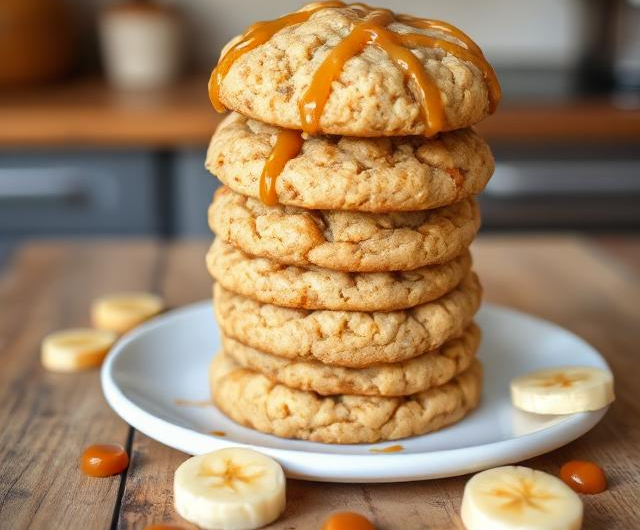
<box><xmin>0</xmin><ymin>236</ymin><xmax>638</xmax><ymax>530</ymax></box>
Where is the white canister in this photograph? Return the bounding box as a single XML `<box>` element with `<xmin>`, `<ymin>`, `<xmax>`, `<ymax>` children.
<box><xmin>99</xmin><ymin>0</ymin><xmax>183</xmax><ymax>90</ymax></box>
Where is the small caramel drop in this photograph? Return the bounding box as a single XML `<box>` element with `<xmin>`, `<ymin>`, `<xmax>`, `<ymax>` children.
<box><xmin>323</xmin><ymin>512</ymin><xmax>375</xmax><ymax>530</ymax></box>
<box><xmin>560</xmin><ymin>460</ymin><xmax>607</xmax><ymax>494</ymax></box>
<box><xmin>80</xmin><ymin>444</ymin><xmax>129</xmax><ymax>477</ymax></box>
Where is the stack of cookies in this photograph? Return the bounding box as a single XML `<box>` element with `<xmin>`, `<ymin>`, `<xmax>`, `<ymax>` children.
<box><xmin>204</xmin><ymin>1</ymin><xmax>499</xmax><ymax>444</ymax></box>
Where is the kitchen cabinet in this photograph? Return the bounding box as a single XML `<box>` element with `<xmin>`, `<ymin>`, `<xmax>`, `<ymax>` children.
<box><xmin>0</xmin><ymin>150</ymin><xmax>160</xmax><ymax>234</ymax></box>
<box><xmin>172</xmin><ymin>149</ymin><xmax>220</xmax><ymax>236</ymax></box>
<box><xmin>0</xmin><ymin>147</ymin><xmax>219</xmax><ymax>240</ymax></box>
<box><xmin>482</xmin><ymin>143</ymin><xmax>640</xmax><ymax>230</ymax></box>
<box><xmin>0</xmin><ymin>148</ymin><xmax>221</xmax><ymax>240</ymax></box>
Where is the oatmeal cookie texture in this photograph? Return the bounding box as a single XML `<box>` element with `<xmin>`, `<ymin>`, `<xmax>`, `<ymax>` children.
<box><xmin>204</xmin><ymin>2</ymin><xmax>498</xmax><ymax>444</ymax></box>
<box><xmin>206</xmin><ymin>114</ymin><xmax>494</xmax><ymax>212</ymax></box>
<box><xmin>214</xmin><ymin>5</ymin><xmax>496</xmax><ymax>136</ymax></box>
<box><xmin>210</xmin><ymin>353</ymin><xmax>483</xmax><ymax>444</ymax></box>
<box><xmin>209</xmin><ymin>187</ymin><xmax>480</xmax><ymax>272</ymax></box>
<box><xmin>222</xmin><ymin>323</ymin><xmax>480</xmax><ymax>397</ymax></box>
<box><xmin>213</xmin><ymin>273</ymin><xmax>482</xmax><ymax>368</ymax></box>
<box><xmin>207</xmin><ymin>238</ymin><xmax>472</xmax><ymax>312</ymax></box>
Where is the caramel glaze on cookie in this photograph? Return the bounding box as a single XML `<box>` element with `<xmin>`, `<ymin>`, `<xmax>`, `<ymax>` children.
<box><xmin>208</xmin><ymin>2</ymin><xmax>500</xmax><ymax>205</ymax></box>
<box><xmin>206</xmin><ymin>115</ymin><xmax>494</xmax><ymax>213</ymax></box>
<box><xmin>209</xmin><ymin>1</ymin><xmax>499</xmax><ymax>134</ymax></box>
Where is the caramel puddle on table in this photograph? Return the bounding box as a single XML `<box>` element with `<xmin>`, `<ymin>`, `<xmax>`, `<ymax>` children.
<box><xmin>174</xmin><ymin>398</ymin><xmax>213</xmax><ymax>407</ymax></box>
<box><xmin>369</xmin><ymin>444</ymin><xmax>404</xmax><ymax>453</ymax></box>
<box><xmin>209</xmin><ymin>430</ymin><xmax>227</xmax><ymax>437</ymax></box>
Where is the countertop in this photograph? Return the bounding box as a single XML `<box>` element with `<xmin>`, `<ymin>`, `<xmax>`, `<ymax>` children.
<box><xmin>0</xmin><ymin>235</ymin><xmax>639</xmax><ymax>529</ymax></box>
<box><xmin>1</xmin><ymin>76</ymin><xmax>640</xmax><ymax>147</ymax></box>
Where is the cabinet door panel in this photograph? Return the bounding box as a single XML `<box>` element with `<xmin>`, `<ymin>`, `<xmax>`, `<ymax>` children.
<box><xmin>0</xmin><ymin>151</ymin><xmax>159</xmax><ymax>234</ymax></box>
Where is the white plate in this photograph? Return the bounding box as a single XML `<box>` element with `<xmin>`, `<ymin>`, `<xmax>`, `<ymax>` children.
<box><xmin>101</xmin><ymin>301</ymin><xmax>610</xmax><ymax>483</ymax></box>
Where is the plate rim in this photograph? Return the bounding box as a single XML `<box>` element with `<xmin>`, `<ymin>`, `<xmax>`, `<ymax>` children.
<box><xmin>101</xmin><ymin>300</ymin><xmax>610</xmax><ymax>483</ymax></box>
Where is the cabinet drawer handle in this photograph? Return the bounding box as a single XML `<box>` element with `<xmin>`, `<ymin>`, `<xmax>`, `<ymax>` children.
<box><xmin>0</xmin><ymin>171</ymin><xmax>89</xmax><ymax>203</ymax></box>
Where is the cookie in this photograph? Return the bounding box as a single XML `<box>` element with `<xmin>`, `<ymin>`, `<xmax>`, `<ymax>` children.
<box><xmin>206</xmin><ymin>114</ymin><xmax>494</xmax><ymax>212</ymax></box>
<box><xmin>207</xmin><ymin>238</ymin><xmax>472</xmax><ymax>312</ymax></box>
<box><xmin>213</xmin><ymin>272</ymin><xmax>482</xmax><ymax>368</ymax></box>
<box><xmin>222</xmin><ymin>322</ymin><xmax>480</xmax><ymax>397</ymax></box>
<box><xmin>209</xmin><ymin>187</ymin><xmax>480</xmax><ymax>272</ymax></box>
<box><xmin>210</xmin><ymin>352</ymin><xmax>483</xmax><ymax>444</ymax></box>
<box><xmin>211</xmin><ymin>3</ymin><xmax>499</xmax><ymax>136</ymax></box>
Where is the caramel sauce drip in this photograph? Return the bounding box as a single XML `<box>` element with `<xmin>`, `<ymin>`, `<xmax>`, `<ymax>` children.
<box><xmin>299</xmin><ymin>8</ymin><xmax>444</xmax><ymax>135</ymax></box>
<box><xmin>299</xmin><ymin>8</ymin><xmax>394</xmax><ymax>133</ymax></box>
<box><xmin>399</xmin><ymin>32</ymin><xmax>500</xmax><ymax>113</ymax></box>
<box><xmin>209</xmin><ymin>2</ymin><xmax>500</xmax><ymax>204</ymax></box>
<box><xmin>299</xmin><ymin>5</ymin><xmax>500</xmax><ymax>134</ymax></box>
<box><xmin>396</xmin><ymin>15</ymin><xmax>483</xmax><ymax>57</ymax></box>
<box><xmin>259</xmin><ymin>129</ymin><xmax>303</xmax><ymax>205</ymax></box>
<box><xmin>209</xmin><ymin>430</ymin><xmax>227</xmax><ymax>437</ymax></box>
<box><xmin>208</xmin><ymin>1</ymin><xmax>345</xmax><ymax>111</ymax></box>
<box><xmin>369</xmin><ymin>444</ymin><xmax>404</xmax><ymax>453</ymax></box>
<box><xmin>209</xmin><ymin>2</ymin><xmax>499</xmax><ymax>129</ymax></box>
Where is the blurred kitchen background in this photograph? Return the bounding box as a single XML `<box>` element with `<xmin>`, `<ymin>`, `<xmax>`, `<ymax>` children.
<box><xmin>1</xmin><ymin>0</ymin><xmax>639</xmax><ymax>266</ymax></box>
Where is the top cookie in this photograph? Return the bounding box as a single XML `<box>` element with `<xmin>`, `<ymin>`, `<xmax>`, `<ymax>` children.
<box><xmin>210</xmin><ymin>2</ymin><xmax>500</xmax><ymax>136</ymax></box>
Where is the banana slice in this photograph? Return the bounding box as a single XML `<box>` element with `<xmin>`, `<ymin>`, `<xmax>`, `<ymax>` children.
<box><xmin>91</xmin><ymin>292</ymin><xmax>164</xmax><ymax>334</ymax></box>
<box><xmin>174</xmin><ymin>448</ymin><xmax>286</xmax><ymax>530</ymax></box>
<box><xmin>41</xmin><ymin>328</ymin><xmax>117</xmax><ymax>372</ymax></box>
<box><xmin>511</xmin><ymin>366</ymin><xmax>614</xmax><ymax>415</ymax></box>
<box><xmin>461</xmin><ymin>466</ymin><xmax>583</xmax><ymax>530</ymax></box>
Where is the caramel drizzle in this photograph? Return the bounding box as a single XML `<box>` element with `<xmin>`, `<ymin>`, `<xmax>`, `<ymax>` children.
<box><xmin>396</xmin><ymin>15</ymin><xmax>483</xmax><ymax>57</ymax></box>
<box><xmin>299</xmin><ymin>8</ymin><xmax>446</xmax><ymax>135</ymax></box>
<box><xmin>259</xmin><ymin>129</ymin><xmax>304</xmax><ymax>205</ymax></box>
<box><xmin>398</xmin><ymin>32</ymin><xmax>500</xmax><ymax>114</ymax></box>
<box><xmin>369</xmin><ymin>444</ymin><xmax>404</xmax><ymax>453</ymax></box>
<box><xmin>300</xmin><ymin>6</ymin><xmax>500</xmax><ymax>134</ymax></box>
<box><xmin>208</xmin><ymin>1</ymin><xmax>345</xmax><ymax>112</ymax></box>
<box><xmin>209</xmin><ymin>430</ymin><xmax>227</xmax><ymax>437</ymax></box>
<box><xmin>208</xmin><ymin>1</ymin><xmax>500</xmax><ymax>203</ymax></box>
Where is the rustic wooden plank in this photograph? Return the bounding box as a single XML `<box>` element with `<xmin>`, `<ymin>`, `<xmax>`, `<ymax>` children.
<box><xmin>113</xmin><ymin>236</ymin><xmax>640</xmax><ymax>530</ymax></box>
<box><xmin>590</xmin><ymin>236</ymin><xmax>640</xmax><ymax>278</ymax></box>
<box><xmin>116</xmin><ymin>240</ymin><xmax>209</xmax><ymax>530</ymax></box>
<box><xmin>0</xmin><ymin>240</ymin><xmax>161</xmax><ymax>530</ymax></box>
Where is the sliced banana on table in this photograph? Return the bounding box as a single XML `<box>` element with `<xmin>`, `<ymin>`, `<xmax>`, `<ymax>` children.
<box><xmin>174</xmin><ymin>447</ymin><xmax>286</xmax><ymax>530</ymax></box>
<box><xmin>41</xmin><ymin>328</ymin><xmax>117</xmax><ymax>372</ymax></box>
<box><xmin>510</xmin><ymin>366</ymin><xmax>614</xmax><ymax>415</ymax></box>
<box><xmin>91</xmin><ymin>291</ymin><xmax>164</xmax><ymax>334</ymax></box>
<box><xmin>461</xmin><ymin>466</ymin><xmax>583</xmax><ymax>530</ymax></box>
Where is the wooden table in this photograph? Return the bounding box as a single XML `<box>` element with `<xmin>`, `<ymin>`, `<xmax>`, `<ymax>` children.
<box><xmin>1</xmin><ymin>236</ymin><xmax>639</xmax><ymax>530</ymax></box>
